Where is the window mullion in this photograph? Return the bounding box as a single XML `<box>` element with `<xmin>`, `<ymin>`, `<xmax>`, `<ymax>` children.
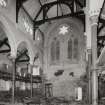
<box><xmin>72</xmin><ymin>38</ymin><xmax>74</xmax><ymax>60</ymax></box>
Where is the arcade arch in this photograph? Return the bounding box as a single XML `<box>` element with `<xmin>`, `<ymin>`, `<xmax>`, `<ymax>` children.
<box><xmin>0</xmin><ymin>13</ymin><xmax>38</xmax><ymax>102</ymax></box>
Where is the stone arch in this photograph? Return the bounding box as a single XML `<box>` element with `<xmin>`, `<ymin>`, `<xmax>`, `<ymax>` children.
<box><xmin>45</xmin><ymin>17</ymin><xmax>84</xmax><ymax>48</ymax></box>
<box><xmin>17</xmin><ymin>41</ymin><xmax>28</xmax><ymax>53</ymax></box>
<box><xmin>0</xmin><ymin>13</ymin><xmax>37</xmax><ymax>64</ymax></box>
<box><xmin>16</xmin><ymin>38</ymin><xmax>36</xmax><ymax>65</ymax></box>
<box><xmin>16</xmin><ymin>41</ymin><xmax>30</xmax><ymax>67</ymax></box>
<box><xmin>44</xmin><ymin>17</ymin><xmax>85</xmax><ymax>66</ymax></box>
<box><xmin>0</xmin><ymin>13</ymin><xmax>17</xmax><ymax>58</ymax></box>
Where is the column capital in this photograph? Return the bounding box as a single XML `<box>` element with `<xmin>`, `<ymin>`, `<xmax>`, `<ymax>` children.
<box><xmin>91</xmin><ymin>67</ymin><xmax>99</xmax><ymax>72</ymax></box>
<box><xmin>29</xmin><ymin>60</ymin><xmax>34</xmax><ymax>66</ymax></box>
<box><xmin>7</xmin><ymin>55</ymin><xmax>16</xmax><ymax>63</ymax></box>
<box><xmin>29</xmin><ymin>63</ymin><xmax>34</xmax><ymax>67</ymax></box>
<box><xmin>90</xmin><ymin>15</ymin><xmax>98</xmax><ymax>26</ymax></box>
<box><xmin>87</xmin><ymin>49</ymin><xmax>92</xmax><ymax>54</ymax></box>
<box><xmin>86</xmin><ymin>0</ymin><xmax>104</xmax><ymax>17</ymax></box>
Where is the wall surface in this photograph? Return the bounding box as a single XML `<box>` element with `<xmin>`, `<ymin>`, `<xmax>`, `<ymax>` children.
<box><xmin>43</xmin><ymin>18</ymin><xmax>86</xmax><ymax>100</ymax></box>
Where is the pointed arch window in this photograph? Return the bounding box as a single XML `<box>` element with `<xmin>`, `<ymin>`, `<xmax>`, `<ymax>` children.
<box><xmin>68</xmin><ymin>36</ymin><xmax>79</xmax><ymax>60</ymax></box>
<box><xmin>50</xmin><ymin>38</ymin><xmax>60</xmax><ymax>64</ymax></box>
<box><xmin>68</xmin><ymin>38</ymin><xmax>72</xmax><ymax>59</ymax></box>
<box><xmin>56</xmin><ymin>40</ymin><xmax>60</xmax><ymax>60</ymax></box>
<box><xmin>51</xmin><ymin>40</ymin><xmax>55</xmax><ymax>61</ymax></box>
<box><xmin>73</xmin><ymin>38</ymin><xmax>78</xmax><ymax>59</ymax></box>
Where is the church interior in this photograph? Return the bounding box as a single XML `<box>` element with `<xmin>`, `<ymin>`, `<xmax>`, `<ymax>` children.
<box><xmin>0</xmin><ymin>0</ymin><xmax>105</xmax><ymax>105</ymax></box>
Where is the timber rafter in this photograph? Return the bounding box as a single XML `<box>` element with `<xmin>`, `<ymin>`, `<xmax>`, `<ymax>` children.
<box><xmin>16</xmin><ymin>0</ymin><xmax>85</xmax><ymax>40</ymax></box>
<box><xmin>97</xmin><ymin>0</ymin><xmax>105</xmax><ymax>57</ymax></box>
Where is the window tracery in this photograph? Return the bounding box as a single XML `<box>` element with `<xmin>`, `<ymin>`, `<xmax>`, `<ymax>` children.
<box><xmin>50</xmin><ymin>25</ymin><xmax>79</xmax><ymax>65</ymax></box>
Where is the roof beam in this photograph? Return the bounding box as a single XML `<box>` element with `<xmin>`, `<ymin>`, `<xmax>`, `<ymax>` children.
<box><xmin>34</xmin><ymin>0</ymin><xmax>73</xmax><ymax>21</ymax></box>
<box><xmin>99</xmin><ymin>18</ymin><xmax>105</xmax><ymax>24</ymax></box>
<box><xmin>17</xmin><ymin>59</ymin><xmax>29</xmax><ymax>62</ymax></box>
<box><xmin>74</xmin><ymin>0</ymin><xmax>84</xmax><ymax>8</ymax></box>
<box><xmin>97</xmin><ymin>36</ymin><xmax>105</xmax><ymax>40</ymax></box>
<box><xmin>0</xmin><ymin>38</ymin><xmax>8</xmax><ymax>48</ymax></box>
<box><xmin>0</xmin><ymin>49</ymin><xmax>10</xmax><ymax>53</ymax></box>
<box><xmin>16</xmin><ymin>0</ymin><xmax>33</xmax><ymax>23</ymax></box>
<box><xmin>34</xmin><ymin>7</ymin><xmax>43</xmax><ymax>21</ymax></box>
<box><xmin>21</xmin><ymin>6</ymin><xmax>33</xmax><ymax>22</ymax></box>
<box><xmin>34</xmin><ymin>11</ymin><xmax>84</xmax><ymax>25</ymax></box>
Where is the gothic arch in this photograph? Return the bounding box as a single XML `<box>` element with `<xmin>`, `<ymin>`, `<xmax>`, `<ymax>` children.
<box><xmin>68</xmin><ymin>38</ymin><xmax>72</xmax><ymax>59</ymax></box>
<box><xmin>16</xmin><ymin>41</ymin><xmax>30</xmax><ymax>64</ymax></box>
<box><xmin>0</xmin><ymin>13</ymin><xmax>17</xmax><ymax>57</ymax></box>
<box><xmin>45</xmin><ymin>17</ymin><xmax>84</xmax><ymax>48</ymax></box>
<box><xmin>50</xmin><ymin>38</ymin><xmax>60</xmax><ymax>62</ymax></box>
<box><xmin>16</xmin><ymin>38</ymin><xmax>36</xmax><ymax>65</ymax></box>
<box><xmin>0</xmin><ymin>13</ymin><xmax>37</xmax><ymax>64</ymax></box>
<box><xmin>44</xmin><ymin>17</ymin><xmax>84</xmax><ymax>66</ymax></box>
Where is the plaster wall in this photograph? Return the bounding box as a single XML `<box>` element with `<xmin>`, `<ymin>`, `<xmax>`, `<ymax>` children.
<box><xmin>42</xmin><ymin>18</ymin><xmax>86</xmax><ymax>99</ymax></box>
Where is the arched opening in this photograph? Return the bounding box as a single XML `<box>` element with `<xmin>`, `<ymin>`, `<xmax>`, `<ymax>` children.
<box><xmin>68</xmin><ymin>35</ymin><xmax>79</xmax><ymax>61</ymax></box>
<box><xmin>68</xmin><ymin>38</ymin><xmax>72</xmax><ymax>59</ymax></box>
<box><xmin>47</xmin><ymin>20</ymin><xmax>81</xmax><ymax>66</ymax></box>
<box><xmin>15</xmin><ymin>41</ymin><xmax>42</xmax><ymax>102</ymax></box>
<box><xmin>50</xmin><ymin>37</ymin><xmax>60</xmax><ymax>65</ymax></box>
<box><xmin>51</xmin><ymin>40</ymin><xmax>55</xmax><ymax>62</ymax></box>
<box><xmin>73</xmin><ymin>38</ymin><xmax>78</xmax><ymax>59</ymax></box>
<box><xmin>56</xmin><ymin>40</ymin><xmax>60</xmax><ymax>60</ymax></box>
<box><xmin>15</xmin><ymin>41</ymin><xmax>31</xmax><ymax>102</ymax></box>
<box><xmin>0</xmin><ymin>22</ymin><xmax>13</xmax><ymax>102</ymax></box>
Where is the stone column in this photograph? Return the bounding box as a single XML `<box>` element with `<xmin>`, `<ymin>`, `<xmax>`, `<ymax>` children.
<box><xmin>39</xmin><ymin>51</ymin><xmax>45</xmax><ymax>96</ymax></box>
<box><xmin>85</xmin><ymin>0</ymin><xmax>104</xmax><ymax>104</ymax></box>
<box><xmin>87</xmin><ymin>49</ymin><xmax>92</xmax><ymax>104</ymax></box>
<box><xmin>29</xmin><ymin>64</ymin><xmax>33</xmax><ymax>98</ymax></box>
<box><xmin>90</xmin><ymin>15</ymin><xmax>98</xmax><ymax>105</ymax></box>
<box><xmin>11</xmin><ymin>57</ymin><xmax>16</xmax><ymax>103</ymax></box>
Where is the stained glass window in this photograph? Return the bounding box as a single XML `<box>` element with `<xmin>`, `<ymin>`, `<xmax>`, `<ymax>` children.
<box><xmin>73</xmin><ymin>38</ymin><xmax>78</xmax><ymax>59</ymax></box>
<box><xmin>68</xmin><ymin>37</ymin><xmax>78</xmax><ymax>60</ymax></box>
<box><xmin>51</xmin><ymin>40</ymin><xmax>55</xmax><ymax>61</ymax></box>
<box><xmin>51</xmin><ymin>38</ymin><xmax>60</xmax><ymax>63</ymax></box>
<box><xmin>56</xmin><ymin>40</ymin><xmax>60</xmax><ymax>60</ymax></box>
<box><xmin>68</xmin><ymin>38</ymin><xmax>72</xmax><ymax>59</ymax></box>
